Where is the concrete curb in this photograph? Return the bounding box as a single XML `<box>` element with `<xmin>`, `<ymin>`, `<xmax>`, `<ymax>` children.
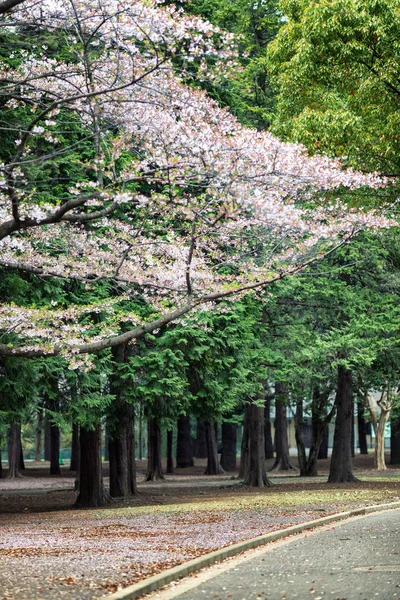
<box><xmin>102</xmin><ymin>501</ymin><xmax>400</xmax><ymax>600</ymax></box>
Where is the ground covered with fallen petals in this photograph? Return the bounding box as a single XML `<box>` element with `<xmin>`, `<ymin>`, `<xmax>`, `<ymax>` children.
<box><xmin>0</xmin><ymin>457</ymin><xmax>399</xmax><ymax>600</ymax></box>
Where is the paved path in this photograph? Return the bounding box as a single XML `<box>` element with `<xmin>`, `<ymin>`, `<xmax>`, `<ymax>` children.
<box><xmin>148</xmin><ymin>509</ymin><xmax>400</xmax><ymax>600</ymax></box>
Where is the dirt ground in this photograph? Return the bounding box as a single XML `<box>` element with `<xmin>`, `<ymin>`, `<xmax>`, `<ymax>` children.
<box><xmin>0</xmin><ymin>455</ymin><xmax>399</xmax><ymax>600</ymax></box>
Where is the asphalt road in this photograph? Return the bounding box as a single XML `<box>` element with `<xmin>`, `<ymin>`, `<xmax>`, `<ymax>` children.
<box><xmin>150</xmin><ymin>509</ymin><xmax>400</xmax><ymax>600</ymax></box>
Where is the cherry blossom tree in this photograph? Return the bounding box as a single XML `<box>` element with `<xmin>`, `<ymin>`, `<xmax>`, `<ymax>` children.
<box><xmin>0</xmin><ymin>0</ymin><xmax>394</xmax><ymax>363</ymax></box>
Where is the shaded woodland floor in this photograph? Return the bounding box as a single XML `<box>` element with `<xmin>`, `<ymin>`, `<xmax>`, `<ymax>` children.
<box><xmin>0</xmin><ymin>455</ymin><xmax>399</xmax><ymax>599</ymax></box>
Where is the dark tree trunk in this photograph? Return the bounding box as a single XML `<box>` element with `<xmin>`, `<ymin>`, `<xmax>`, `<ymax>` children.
<box><xmin>19</xmin><ymin>442</ymin><xmax>25</xmax><ymax>471</ymax></box>
<box><xmin>104</xmin><ymin>421</ymin><xmax>109</xmax><ymax>462</ymax></box>
<box><xmin>49</xmin><ymin>423</ymin><xmax>61</xmax><ymax>475</ymax></box>
<box><xmin>270</xmin><ymin>384</ymin><xmax>296</xmax><ymax>472</ymax></box>
<box><xmin>176</xmin><ymin>414</ymin><xmax>194</xmax><ymax>468</ymax></box>
<box><xmin>195</xmin><ymin>421</ymin><xmax>208</xmax><ymax>458</ymax></box>
<box><xmin>76</xmin><ymin>424</ymin><xmax>109</xmax><ymax>507</ymax></box>
<box><xmin>108</xmin><ymin>404</ymin><xmax>136</xmax><ymax>497</ymax></box>
<box><xmin>351</xmin><ymin>400</ymin><xmax>355</xmax><ymax>457</ymax></box>
<box><xmin>357</xmin><ymin>400</ymin><xmax>369</xmax><ymax>455</ymax></box>
<box><xmin>264</xmin><ymin>396</ymin><xmax>274</xmax><ymax>459</ymax></box>
<box><xmin>204</xmin><ymin>420</ymin><xmax>224</xmax><ymax>475</ymax></box>
<box><xmin>138</xmin><ymin>403</ymin><xmax>144</xmax><ymax>460</ymax></box>
<box><xmin>7</xmin><ymin>424</ymin><xmax>22</xmax><ymax>478</ymax></box>
<box><xmin>44</xmin><ymin>414</ymin><xmax>51</xmax><ymax>462</ymax></box>
<box><xmin>70</xmin><ymin>423</ymin><xmax>80</xmax><ymax>471</ymax></box>
<box><xmin>318</xmin><ymin>426</ymin><xmax>329</xmax><ymax>459</ymax></box>
<box><xmin>145</xmin><ymin>417</ymin><xmax>164</xmax><ymax>481</ymax></box>
<box><xmin>244</xmin><ymin>403</ymin><xmax>272</xmax><ymax>487</ymax></box>
<box><xmin>0</xmin><ymin>445</ymin><xmax>2</xmax><ymax>477</ymax></box>
<box><xmin>220</xmin><ymin>422</ymin><xmax>237</xmax><ymax>471</ymax></box>
<box><xmin>390</xmin><ymin>417</ymin><xmax>400</xmax><ymax>465</ymax></box>
<box><xmin>166</xmin><ymin>429</ymin><xmax>174</xmax><ymax>474</ymax></box>
<box><xmin>294</xmin><ymin>397</ymin><xmax>307</xmax><ymax>476</ymax></box>
<box><xmin>328</xmin><ymin>367</ymin><xmax>358</xmax><ymax>483</ymax></box>
<box><xmin>239</xmin><ymin>403</ymin><xmax>250</xmax><ymax>479</ymax></box>
<box><xmin>306</xmin><ymin>387</ymin><xmax>335</xmax><ymax>475</ymax></box>
<box><xmin>108</xmin><ymin>345</ymin><xmax>136</xmax><ymax>498</ymax></box>
<box><xmin>35</xmin><ymin>407</ymin><xmax>43</xmax><ymax>462</ymax></box>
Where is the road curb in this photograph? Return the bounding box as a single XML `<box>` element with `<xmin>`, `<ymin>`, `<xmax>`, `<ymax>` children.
<box><xmin>102</xmin><ymin>501</ymin><xmax>400</xmax><ymax>600</ymax></box>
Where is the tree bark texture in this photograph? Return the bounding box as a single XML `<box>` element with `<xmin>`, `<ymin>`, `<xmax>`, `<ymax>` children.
<box><xmin>204</xmin><ymin>420</ymin><xmax>224</xmax><ymax>475</ymax></box>
<box><xmin>76</xmin><ymin>424</ymin><xmax>109</xmax><ymax>507</ymax></box>
<box><xmin>7</xmin><ymin>423</ymin><xmax>22</xmax><ymax>478</ymax></box>
<box><xmin>195</xmin><ymin>420</ymin><xmax>208</xmax><ymax>458</ymax></box>
<box><xmin>49</xmin><ymin>423</ymin><xmax>61</xmax><ymax>475</ymax></box>
<box><xmin>220</xmin><ymin>422</ymin><xmax>237</xmax><ymax>472</ymax></box>
<box><xmin>305</xmin><ymin>387</ymin><xmax>335</xmax><ymax>476</ymax></box>
<box><xmin>318</xmin><ymin>427</ymin><xmax>329</xmax><ymax>459</ymax></box>
<box><xmin>328</xmin><ymin>367</ymin><xmax>358</xmax><ymax>483</ymax></box>
<box><xmin>166</xmin><ymin>429</ymin><xmax>174</xmax><ymax>474</ymax></box>
<box><xmin>270</xmin><ymin>384</ymin><xmax>296</xmax><ymax>472</ymax></box>
<box><xmin>145</xmin><ymin>417</ymin><xmax>164</xmax><ymax>481</ymax></box>
<box><xmin>108</xmin><ymin>344</ymin><xmax>136</xmax><ymax>498</ymax></box>
<box><xmin>264</xmin><ymin>395</ymin><xmax>274</xmax><ymax>459</ymax></box>
<box><xmin>390</xmin><ymin>417</ymin><xmax>400</xmax><ymax>465</ymax></box>
<box><xmin>70</xmin><ymin>423</ymin><xmax>80</xmax><ymax>471</ymax></box>
<box><xmin>176</xmin><ymin>414</ymin><xmax>194</xmax><ymax>468</ymax></box>
<box><xmin>35</xmin><ymin>407</ymin><xmax>43</xmax><ymax>462</ymax></box>
<box><xmin>244</xmin><ymin>403</ymin><xmax>272</xmax><ymax>487</ymax></box>
<box><xmin>239</xmin><ymin>403</ymin><xmax>250</xmax><ymax>479</ymax></box>
<box><xmin>44</xmin><ymin>414</ymin><xmax>51</xmax><ymax>461</ymax></box>
<box><xmin>357</xmin><ymin>400</ymin><xmax>369</xmax><ymax>455</ymax></box>
<box><xmin>294</xmin><ymin>397</ymin><xmax>307</xmax><ymax>476</ymax></box>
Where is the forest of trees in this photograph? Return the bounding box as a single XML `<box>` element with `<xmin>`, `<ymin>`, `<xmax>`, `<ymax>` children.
<box><xmin>0</xmin><ymin>0</ymin><xmax>399</xmax><ymax>507</ymax></box>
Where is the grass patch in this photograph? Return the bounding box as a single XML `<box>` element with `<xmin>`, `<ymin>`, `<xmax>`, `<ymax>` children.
<box><xmin>93</xmin><ymin>488</ymin><xmax>399</xmax><ymax>519</ymax></box>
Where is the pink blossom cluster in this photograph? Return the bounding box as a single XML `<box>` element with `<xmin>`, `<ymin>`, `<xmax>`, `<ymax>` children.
<box><xmin>0</xmin><ymin>0</ymin><xmax>396</xmax><ymax>356</ymax></box>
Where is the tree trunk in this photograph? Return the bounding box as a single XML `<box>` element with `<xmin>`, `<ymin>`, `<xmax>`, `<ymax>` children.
<box><xmin>138</xmin><ymin>403</ymin><xmax>143</xmax><ymax>460</ymax></box>
<box><xmin>318</xmin><ymin>427</ymin><xmax>329</xmax><ymax>459</ymax></box>
<box><xmin>328</xmin><ymin>367</ymin><xmax>358</xmax><ymax>483</ymax></box>
<box><xmin>70</xmin><ymin>423</ymin><xmax>80</xmax><ymax>471</ymax></box>
<box><xmin>50</xmin><ymin>423</ymin><xmax>61</xmax><ymax>475</ymax></box>
<box><xmin>145</xmin><ymin>417</ymin><xmax>164</xmax><ymax>481</ymax></box>
<box><xmin>76</xmin><ymin>424</ymin><xmax>109</xmax><ymax>507</ymax></box>
<box><xmin>44</xmin><ymin>414</ymin><xmax>51</xmax><ymax>461</ymax></box>
<box><xmin>244</xmin><ymin>403</ymin><xmax>272</xmax><ymax>487</ymax></box>
<box><xmin>351</xmin><ymin>400</ymin><xmax>355</xmax><ymax>457</ymax></box>
<box><xmin>195</xmin><ymin>420</ymin><xmax>208</xmax><ymax>458</ymax></box>
<box><xmin>7</xmin><ymin>424</ymin><xmax>22</xmax><ymax>478</ymax></box>
<box><xmin>108</xmin><ymin>345</ymin><xmax>137</xmax><ymax>498</ymax></box>
<box><xmin>264</xmin><ymin>395</ymin><xmax>274</xmax><ymax>459</ymax></box>
<box><xmin>19</xmin><ymin>442</ymin><xmax>25</xmax><ymax>471</ymax></box>
<box><xmin>270</xmin><ymin>384</ymin><xmax>296</xmax><ymax>472</ymax></box>
<box><xmin>306</xmin><ymin>387</ymin><xmax>335</xmax><ymax>476</ymax></box>
<box><xmin>294</xmin><ymin>397</ymin><xmax>307</xmax><ymax>476</ymax></box>
<box><xmin>104</xmin><ymin>421</ymin><xmax>109</xmax><ymax>462</ymax></box>
<box><xmin>239</xmin><ymin>403</ymin><xmax>250</xmax><ymax>479</ymax></box>
<box><xmin>204</xmin><ymin>420</ymin><xmax>224</xmax><ymax>475</ymax></box>
<box><xmin>0</xmin><ymin>445</ymin><xmax>2</xmax><ymax>478</ymax></box>
<box><xmin>374</xmin><ymin>409</ymin><xmax>390</xmax><ymax>471</ymax></box>
<box><xmin>357</xmin><ymin>400</ymin><xmax>369</xmax><ymax>455</ymax></box>
<box><xmin>35</xmin><ymin>408</ymin><xmax>44</xmax><ymax>462</ymax></box>
<box><xmin>390</xmin><ymin>417</ymin><xmax>400</xmax><ymax>465</ymax></box>
<box><xmin>220</xmin><ymin>422</ymin><xmax>237</xmax><ymax>472</ymax></box>
<box><xmin>176</xmin><ymin>414</ymin><xmax>194</xmax><ymax>468</ymax></box>
<box><xmin>166</xmin><ymin>429</ymin><xmax>174</xmax><ymax>474</ymax></box>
